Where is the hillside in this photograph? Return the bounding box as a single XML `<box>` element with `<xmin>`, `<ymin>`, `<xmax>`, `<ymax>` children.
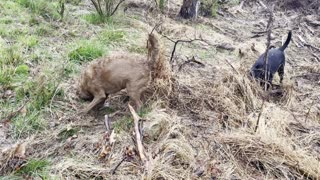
<box><xmin>0</xmin><ymin>0</ymin><xmax>320</xmax><ymax>179</ymax></box>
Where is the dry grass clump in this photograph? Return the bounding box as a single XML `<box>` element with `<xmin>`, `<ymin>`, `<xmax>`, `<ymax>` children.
<box><xmin>29</xmin><ymin>103</ymin><xmax>195</xmax><ymax>179</ymax></box>
<box><xmin>218</xmin><ymin>132</ymin><xmax>320</xmax><ymax>179</ymax></box>
<box><xmin>143</xmin><ymin>106</ymin><xmax>195</xmax><ymax>179</ymax></box>
<box><xmin>168</xmin><ymin>66</ymin><xmax>217</xmax><ymax>117</ymax></box>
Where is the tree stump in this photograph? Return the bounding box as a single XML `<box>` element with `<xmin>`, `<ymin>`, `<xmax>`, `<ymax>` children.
<box><xmin>179</xmin><ymin>0</ymin><xmax>200</xmax><ymax>19</ymax></box>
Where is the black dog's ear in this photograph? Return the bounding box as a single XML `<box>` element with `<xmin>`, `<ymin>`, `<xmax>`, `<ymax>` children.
<box><xmin>269</xmin><ymin>45</ymin><xmax>276</xmax><ymax>49</ymax></box>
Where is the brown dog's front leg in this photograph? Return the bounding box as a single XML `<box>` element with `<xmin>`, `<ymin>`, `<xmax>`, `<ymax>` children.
<box><xmin>80</xmin><ymin>93</ymin><xmax>106</xmax><ymax>114</ymax></box>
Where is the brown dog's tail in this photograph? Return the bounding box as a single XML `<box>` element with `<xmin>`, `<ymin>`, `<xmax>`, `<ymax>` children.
<box><xmin>278</xmin><ymin>31</ymin><xmax>292</xmax><ymax>51</ymax></box>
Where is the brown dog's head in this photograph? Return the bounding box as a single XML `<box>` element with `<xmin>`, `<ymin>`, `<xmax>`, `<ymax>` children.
<box><xmin>76</xmin><ymin>75</ymin><xmax>93</xmax><ymax>101</ymax></box>
<box><xmin>76</xmin><ymin>86</ymin><xmax>93</xmax><ymax>101</ymax></box>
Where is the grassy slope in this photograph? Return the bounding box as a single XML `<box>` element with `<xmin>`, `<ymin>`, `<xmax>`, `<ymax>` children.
<box><xmin>0</xmin><ymin>0</ymin><xmax>320</xmax><ymax>179</ymax></box>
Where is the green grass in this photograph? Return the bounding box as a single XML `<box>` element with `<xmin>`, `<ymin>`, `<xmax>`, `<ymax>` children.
<box><xmin>68</xmin><ymin>28</ymin><xmax>127</xmax><ymax>64</ymax></box>
<box><xmin>0</xmin><ymin>46</ymin><xmax>25</xmax><ymax>88</ymax></box>
<box><xmin>58</xmin><ymin>127</ymin><xmax>80</xmax><ymax>141</ymax></box>
<box><xmin>138</xmin><ymin>106</ymin><xmax>152</xmax><ymax>118</ymax></box>
<box><xmin>99</xmin><ymin>29</ymin><xmax>126</xmax><ymax>43</ymax></box>
<box><xmin>113</xmin><ymin>116</ymin><xmax>134</xmax><ymax>133</ymax></box>
<box><xmin>159</xmin><ymin>0</ymin><xmax>165</xmax><ymax>11</ymax></box>
<box><xmin>200</xmin><ymin>0</ymin><xmax>219</xmax><ymax>17</ymax></box>
<box><xmin>66</xmin><ymin>0</ymin><xmax>82</xmax><ymax>5</ymax></box>
<box><xmin>11</xmin><ymin>111</ymin><xmax>46</xmax><ymax>138</ymax></box>
<box><xmin>127</xmin><ymin>45</ymin><xmax>147</xmax><ymax>54</ymax></box>
<box><xmin>68</xmin><ymin>41</ymin><xmax>105</xmax><ymax>63</ymax></box>
<box><xmin>19</xmin><ymin>35</ymin><xmax>39</xmax><ymax>48</ymax></box>
<box><xmin>15</xmin><ymin>64</ymin><xmax>30</xmax><ymax>75</ymax></box>
<box><xmin>17</xmin><ymin>0</ymin><xmax>60</xmax><ymax>20</ymax></box>
<box><xmin>0</xmin><ymin>67</ymin><xmax>15</xmax><ymax>88</ymax></box>
<box><xmin>83</xmin><ymin>13</ymin><xmax>109</xmax><ymax>24</ymax></box>
<box><xmin>113</xmin><ymin>107</ymin><xmax>151</xmax><ymax>133</ymax></box>
<box><xmin>35</xmin><ymin>24</ymin><xmax>54</xmax><ymax>36</ymax></box>
<box><xmin>16</xmin><ymin>159</ymin><xmax>50</xmax><ymax>177</ymax></box>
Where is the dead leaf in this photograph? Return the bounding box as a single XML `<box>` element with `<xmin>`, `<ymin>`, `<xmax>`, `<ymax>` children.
<box><xmin>71</xmin><ymin>134</ymin><xmax>78</xmax><ymax>139</ymax></box>
<box><xmin>99</xmin><ymin>145</ymin><xmax>111</xmax><ymax>158</ymax></box>
<box><xmin>14</xmin><ymin>142</ymin><xmax>27</xmax><ymax>159</ymax></box>
<box><xmin>66</xmin><ymin>124</ymin><xmax>72</xmax><ymax>131</ymax></box>
<box><xmin>109</xmin><ymin>130</ymin><xmax>116</xmax><ymax>144</ymax></box>
<box><xmin>20</xmin><ymin>107</ymin><xmax>27</xmax><ymax>117</ymax></box>
<box><xmin>125</xmin><ymin>146</ymin><xmax>136</xmax><ymax>158</ymax></box>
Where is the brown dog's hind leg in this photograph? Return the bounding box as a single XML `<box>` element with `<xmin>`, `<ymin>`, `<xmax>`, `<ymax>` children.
<box><xmin>80</xmin><ymin>90</ymin><xmax>106</xmax><ymax>114</ymax></box>
<box><xmin>126</xmin><ymin>82</ymin><xmax>146</xmax><ymax>111</ymax></box>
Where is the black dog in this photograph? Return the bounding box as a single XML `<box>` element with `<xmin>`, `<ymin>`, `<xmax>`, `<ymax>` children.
<box><xmin>250</xmin><ymin>31</ymin><xmax>292</xmax><ymax>88</ymax></box>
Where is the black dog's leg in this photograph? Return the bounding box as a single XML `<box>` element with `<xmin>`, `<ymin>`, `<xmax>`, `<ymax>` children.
<box><xmin>278</xmin><ymin>64</ymin><xmax>284</xmax><ymax>84</ymax></box>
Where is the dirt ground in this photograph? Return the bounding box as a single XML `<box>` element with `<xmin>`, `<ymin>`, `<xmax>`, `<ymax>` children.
<box><xmin>1</xmin><ymin>0</ymin><xmax>320</xmax><ymax>179</ymax></box>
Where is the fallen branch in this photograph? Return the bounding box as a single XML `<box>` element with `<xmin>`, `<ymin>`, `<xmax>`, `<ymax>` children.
<box><xmin>297</xmin><ymin>34</ymin><xmax>320</xmax><ymax>52</ymax></box>
<box><xmin>178</xmin><ymin>56</ymin><xmax>205</xmax><ymax>71</ymax></box>
<box><xmin>128</xmin><ymin>104</ymin><xmax>148</xmax><ymax>164</ymax></box>
<box><xmin>215</xmin><ymin>43</ymin><xmax>235</xmax><ymax>51</ymax></box>
<box><xmin>251</xmin><ymin>30</ymin><xmax>267</xmax><ymax>34</ymax></box>
<box><xmin>304</xmin><ymin>43</ymin><xmax>320</xmax><ymax>53</ymax></box>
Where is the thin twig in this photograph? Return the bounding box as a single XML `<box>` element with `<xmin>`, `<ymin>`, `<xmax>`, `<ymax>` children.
<box><xmin>263</xmin><ymin>8</ymin><xmax>274</xmax><ymax>91</ymax></box>
<box><xmin>111</xmin><ymin>0</ymin><xmax>125</xmax><ymax>16</ymax></box>
<box><xmin>305</xmin><ymin>100</ymin><xmax>315</xmax><ymax>123</ymax></box>
<box><xmin>111</xmin><ymin>156</ymin><xmax>127</xmax><ymax>174</ymax></box>
<box><xmin>150</xmin><ymin>23</ymin><xmax>161</xmax><ymax>35</ymax></box>
<box><xmin>1</xmin><ymin>99</ymin><xmax>30</xmax><ymax>123</ymax></box>
<box><xmin>224</xmin><ymin>59</ymin><xmax>239</xmax><ymax>74</ymax></box>
<box><xmin>161</xmin><ymin>34</ymin><xmax>202</xmax><ymax>65</ymax></box>
<box><xmin>254</xmin><ymin>99</ymin><xmax>265</xmax><ymax>133</ymax></box>
<box><xmin>178</xmin><ymin>56</ymin><xmax>205</xmax><ymax>71</ymax></box>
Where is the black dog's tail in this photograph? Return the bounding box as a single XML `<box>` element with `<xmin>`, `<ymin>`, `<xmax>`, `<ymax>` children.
<box><xmin>278</xmin><ymin>31</ymin><xmax>292</xmax><ymax>51</ymax></box>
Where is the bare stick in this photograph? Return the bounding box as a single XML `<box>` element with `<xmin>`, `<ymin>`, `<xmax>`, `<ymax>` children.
<box><xmin>104</xmin><ymin>115</ymin><xmax>111</xmax><ymax>133</ymax></box>
<box><xmin>90</xmin><ymin>0</ymin><xmax>102</xmax><ymax>16</ymax></box>
<box><xmin>258</xmin><ymin>0</ymin><xmax>267</xmax><ymax>9</ymax></box>
<box><xmin>254</xmin><ymin>99</ymin><xmax>265</xmax><ymax>133</ymax></box>
<box><xmin>150</xmin><ymin>23</ymin><xmax>161</xmax><ymax>35</ymax></box>
<box><xmin>111</xmin><ymin>156</ymin><xmax>127</xmax><ymax>174</ymax></box>
<box><xmin>128</xmin><ymin>104</ymin><xmax>147</xmax><ymax>163</ymax></box>
<box><xmin>161</xmin><ymin>34</ymin><xmax>202</xmax><ymax>65</ymax></box>
<box><xmin>224</xmin><ymin>59</ymin><xmax>239</xmax><ymax>74</ymax></box>
<box><xmin>111</xmin><ymin>0</ymin><xmax>125</xmax><ymax>16</ymax></box>
<box><xmin>263</xmin><ymin>9</ymin><xmax>274</xmax><ymax>91</ymax></box>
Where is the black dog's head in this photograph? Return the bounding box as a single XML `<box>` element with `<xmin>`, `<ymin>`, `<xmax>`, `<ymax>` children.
<box><xmin>249</xmin><ymin>64</ymin><xmax>264</xmax><ymax>80</ymax></box>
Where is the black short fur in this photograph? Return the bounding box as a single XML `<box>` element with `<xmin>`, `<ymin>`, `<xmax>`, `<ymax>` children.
<box><xmin>250</xmin><ymin>31</ymin><xmax>292</xmax><ymax>87</ymax></box>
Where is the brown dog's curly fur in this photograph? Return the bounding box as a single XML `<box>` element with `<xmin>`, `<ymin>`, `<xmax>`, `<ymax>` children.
<box><xmin>77</xmin><ymin>33</ymin><xmax>168</xmax><ymax>114</ymax></box>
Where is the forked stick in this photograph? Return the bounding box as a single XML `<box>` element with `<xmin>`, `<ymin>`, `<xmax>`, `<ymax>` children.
<box><xmin>128</xmin><ymin>104</ymin><xmax>148</xmax><ymax>163</ymax></box>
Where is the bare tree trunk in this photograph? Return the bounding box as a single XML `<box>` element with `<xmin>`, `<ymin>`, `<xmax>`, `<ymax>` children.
<box><xmin>179</xmin><ymin>0</ymin><xmax>200</xmax><ymax>19</ymax></box>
